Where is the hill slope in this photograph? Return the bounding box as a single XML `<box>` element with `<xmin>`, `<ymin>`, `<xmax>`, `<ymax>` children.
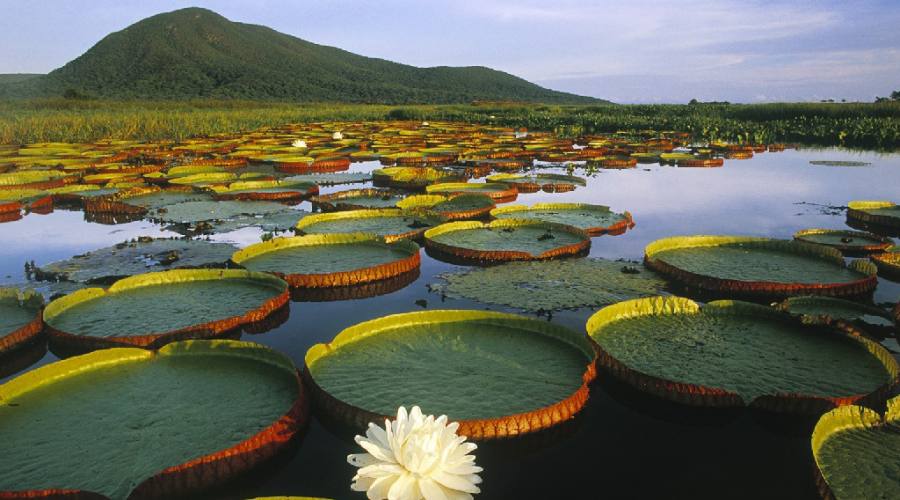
<box><xmin>1</xmin><ymin>8</ymin><xmax>597</xmax><ymax>104</ymax></box>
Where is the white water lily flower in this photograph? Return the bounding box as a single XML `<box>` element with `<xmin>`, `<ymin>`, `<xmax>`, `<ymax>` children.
<box><xmin>348</xmin><ymin>406</ymin><xmax>483</xmax><ymax>500</ymax></box>
<box><xmin>292</xmin><ymin>139</ymin><xmax>307</xmax><ymax>148</ymax></box>
<box><xmin>421</xmin><ymin>121</ymin><xmax>430</xmax><ymax>127</ymax></box>
<box><xmin>333</xmin><ymin>131</ymin><xmax>344</xmax><ymax>140</ymax></box>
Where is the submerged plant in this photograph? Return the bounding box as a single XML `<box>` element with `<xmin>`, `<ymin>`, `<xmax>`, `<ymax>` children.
<box><xmin>348</xmin><ymin>406</ymin><xmax>482</xmax><ymax>500</ymax></box>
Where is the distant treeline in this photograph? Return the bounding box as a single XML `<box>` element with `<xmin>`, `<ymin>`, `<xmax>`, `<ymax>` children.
<box><xmin>2</xmin><ymin>99</ymin><xmax>899</xmax><ymax>149</ymax></box>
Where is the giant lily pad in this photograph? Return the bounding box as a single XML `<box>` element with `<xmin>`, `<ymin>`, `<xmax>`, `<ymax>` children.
<box><xmin>492</xmin><ymin>203</ymin><xmax>634</xmax><ymax>236</ymax></box>
<box><xmin>232</xmin><ymin>233</ymin><xmax>420</xmax><ymax>288</ymax></box>
<box><xmin>811</xmin><ymin>395</ymin><xmax>900</xmax><ymax>499</ymax></box>
<box><xmin>396</xmin><ymin>193</ymin><xmax>495</xmax><ymax>220</ymax></box>
<box><xmin>42</xmin><ymin>269</ymin><xmax>289</xmax><ymax>352</ymax></box>
<box><xmin>425</xmin><ymin>182</ymin><xmax>518</xmax><ymax>202</ymax></box>
<box><xmin>304</xmin><ymin>310</ymin><xmax>597</xmax><ymax>440</ymax></box>
<box><xmin>871</xmin><ymin>250</ymin><xmax>900</xmax><ymax>281</ymax></box>
<box><xmin>295</xmin><ymin>209</ymin><xmax>442</xmax><ymax>242</ymax></box>
<box><xmin>210</xmin><ymin>179</ymin><xmax>318</xmax><ymax>201</ymax></box>
<box><xmin>281</xmin><ymin>172</ymin><xmax>372</xmax><ymax>185</ymax></box>
<box><xmin>847</xmin><ymin>200</ymin><xmax>900</xmax><ymax>229</ymax></box>
<box><xmin>424</xmin><ymin>219</ymin><xmax>590</xmax><ymax>262</ymax></box>
<box><xmin>372</xmin><ymin>167</ymin><xmax>461</xmax><ymax>189</ymax></box>
<box><xmin>486</xmin><ymin>173</ymin><xmax>586</xmax><ymax>193</ymax></box>
<box><xmin>587</xmin><ymin>296</ymin><xmax>898</xmax><ymax>412</ymax></box>
<box><xmin>34</xmin><ymin>238</ymin><xmax>237</xmax><ymax>284</ymax></box>
<box><xmin>793</xmin><ymin>228</ymin><xmax>893</xmax><ymax>255</ymax></box>
<box><xmin>432</xmin><ymin>258</ymin><xmax>667</xmax><ymax>311</ymax></box>
<box><xmin>155</xmin><ymin>200</ymin><xmax>306</xmax><ymax>234</ymax></box>
<box><xmin>0</xmin><ymin>340</ymin><xmax>307</xmax><ymax>499</ymax></box>
<box><xmin>0</xmin><ymin>288</ymin><xmax>43</xmax><ymax>355</ymax></box>
<box><xmin>644</xmin><ymin>235</ymin><xmax>877</xmax><ymax>298</ymax></box>
<box><xmin>311</xmin><ymin>188</ymin><xmax>405</xmax><ymax>211</ymax></box>
<box><xmin>775</xmin><ymin>296</ymin><xmax>895</xmax><ymax>334</ymax></box>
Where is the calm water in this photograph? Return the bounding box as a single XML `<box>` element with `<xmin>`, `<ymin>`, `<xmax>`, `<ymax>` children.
<box><xmin>1</xmin><ymin>147</ymin><xmax>898</xmax><ymax>499</ymax></box>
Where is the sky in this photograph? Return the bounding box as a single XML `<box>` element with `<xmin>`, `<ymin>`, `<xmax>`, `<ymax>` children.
<box><xmin>1</xmin><ymin>0</ymin><xmax>898</xmax><ymax>103</ymax></box>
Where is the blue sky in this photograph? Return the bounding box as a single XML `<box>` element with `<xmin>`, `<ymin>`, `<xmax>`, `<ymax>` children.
<box><xmin>1</xmin><ymin>0</ymin><xmax>898</xmax><ymax>103</ymax></box>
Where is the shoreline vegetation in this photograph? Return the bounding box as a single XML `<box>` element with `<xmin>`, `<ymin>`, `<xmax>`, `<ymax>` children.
<box><xmin>1</xmin><ymin>99</ymin><xmax>899</xmax><ymax>149</ymax></box>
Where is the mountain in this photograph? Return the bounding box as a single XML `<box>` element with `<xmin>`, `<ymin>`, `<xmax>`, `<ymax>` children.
<box><xmin>0</xmin><ymin>74</ymin><xmax>42</xmax><ymax>85</ymax></box>
<box><xmin>0</xmin><ymin>8</ymin><xmax>598</xmax><ymax>104</ymax></box>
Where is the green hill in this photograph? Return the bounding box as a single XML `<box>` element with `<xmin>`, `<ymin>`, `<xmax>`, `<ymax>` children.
<box><xmin>0</xmin><ymin>7</ymin><xmax>598</xmax><ymax>104</ymax></box>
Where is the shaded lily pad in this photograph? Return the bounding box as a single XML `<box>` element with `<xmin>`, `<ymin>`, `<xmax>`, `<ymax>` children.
<box><xmin>43</xmin><ymin>269</ymin><xmax>289</xmax><ymax>351</ymax></box>
<box><xmin>281</xmin><ymin>172</ymin><xmax>371</xmax><ymax>185</ymax></box>
<box><xmin>311</xmin><ymin>188</ymin><xmax>405</xmax><ymax>211</ymax></box>
<box><xmin>431</xmin><ymin>258</ymin><xmax>667</xmax><ymax>311</ymax></box>
<box><xmin>232</xmin><ymin>233</ymin><xmax>420</xmax><ymax>288</ymax></box>
<box><xmin>809</xmin><ymin>160</ymin><xmax>871</xmax><ymax>167</ymax></box>
<box><xmin>486</xmin><ymin>173</ymin><xmax>586</xmax><ymax>193</ymax></box>
<box><xmin>34</xmin><ymin>238</ymin><xmax>237</xmax><ymax>284</ymax></box>
<box><xmin>304</xmin><ymin>310</ymin><xmax>597</xmax><ymax>440</ymax></box>
<box><xmin>0</xmin><ymin>340</ymin><xmax>306</xmax><ymax>499</ymax></box>
<box><xmin>645</xmin><ymin>235</ymin><xmax>877</xmax><ymax>299</ymax></box>
<box><xmin>811</xmin><ymin>395</ymin><xmax>900</xmax><ymax>499</ymax></box>
<box><xmin>586</xmin><ymin>296</ymin><xmax>899</xmax><ymax>412</ymax></box>
<box><xmin>793</xmin><ymin>228</ymin><xmax>892</xmax><ymax>255</ymax></box>
<box><xmin>424</xmin><ymin>219</ymin><xmax>590</xmax><ymax>262</ymax></box>
<box><xmin>492</xmin><ymin>203</ymin><xmax>634</xmax><ymax>236</ymax></box>
<box><xmin>155</xmin><ymin>200</ymin><xmax>306</xmax><ymax>234</ymax></box>
<box><xmin>775</xmin><ymin>296</ymin><xmax>895</xmax><ymax>333</ymax></box>
<box><xmin>0</xmin><ymin>288</ymin><xmax>44</xmax><ymax>355</ymax></box>
<box><xmin>296</xmin><ymin>209</ymin><xmax>442</xmax><ymax>242</ymax></box>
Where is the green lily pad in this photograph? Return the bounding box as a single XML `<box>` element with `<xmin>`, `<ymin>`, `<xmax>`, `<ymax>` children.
<box><xmin>156</xmin><ymin>200</ymin><xmax>306</xmax><ymax>234</ymax></box>
<box><xmin>397</xmin><ymin>193</ymin><xmax>496</xmax><ymax>220</ymax></box>
<box><xmin>281</xmin><ymin>172</ymin><xmax>371</xmax><ymax>185</ymax></box>
<box><xmin>809</xmin><ymin>160</ymin><xmax>871</xmax><ymax>167</ymax></box>
<box><xmin>586</xmin><ymin>297</ymin><xmax>897</xmax><ymax>407</ymax></box>
<box><xmin>232</xmin><ymin>233</ymin><xmax>419</xmax><ymax>288</ymax></box>
<box><xmin>776</xmin><ymin>296</ymin><xmax>895</xmax><ymax>329</ymax></box>
<box><xmin>645</xmin><ymin>236</ymin><xmax>876</xmax><ymax>298</ymax></box>
<box><xmin>812</xmin><ymin>396</ymin><xmax>900</xmax><ymax>499</ymax></box>
<box><xmin>35</xmin><ymin>238</ymin><xmax>237</xmax><ymax>284</ymax></box>
<box><xmin>424</xmin><ymin>219</ymin><xmax>589</xmax><ymax>261</ymax></box>
<box><xmin>432</xmin><ymin>258</ymin><xmax>667</xmax><ymax>311</ymax></box>
<box><xmin>43</xmin><ymin>269</ymin><xmax>287</xmax><ymax>343</ymax></box>
<box><xmin>491</xmin><ymin>203</ymin><xmax>633</xmax><ymax>235</ymax></box>
<box><xmin>425</xmin><ymin>182</ymin><xmax>516</xmax><ymax>200</ymax></box>
<box><xmin>847</xmin><ymin>200</ymin><xmax>900</xmax><ymax>229</ymax></box>
<box><xmin>793</xmin><ymin>229</ymin><xmax>892</xmax><ymax>254</ymax></box>
<box><xmin>296</xmin><ymin>209</ymin><xmax>442</xmax><ymax>241</ymax></box>
<box><xmin>0</xmin><ymin>288</ymin><xmax>43</xmax><ymax>352</ymax></box>
<box><xmin>305</xmin><ymin>310</ymin><xmax>595</xmax><ymax>438</ymax></box>
<box><xmin>0</xmin><ymin>340</ymin><xmax>303</xmax><ymax>499</ymax></box>
<box><xmin>312</xmin><ymin>188</ymin><xmax>405</xmax><ymax>211</ymax></box>
<box><xmin>486</xmin><ymin>173</ymin><xmax>586</xmax><ymax>190</ymax></box>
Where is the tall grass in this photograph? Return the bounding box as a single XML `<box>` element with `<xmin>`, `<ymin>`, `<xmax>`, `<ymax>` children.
<box><xmin>1</xmin><ymin>99</ymin><xmax>899</xmax><ymax>149</ymax></box>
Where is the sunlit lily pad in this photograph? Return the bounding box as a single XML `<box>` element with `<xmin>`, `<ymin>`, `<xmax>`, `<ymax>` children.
<box><xmin>210</xmin><ymin>179</ymin><xmax>318</xmax><ymax>201</ymax></box>
<box><xmin>232</xmin><ymin>233</ymin><xmax>420</xmax><ymax>288</ymax></box>
<box><xmin>372</xmin><ymin>167</ymin><xmax>461</xmax><ymax>189</ymax></box>
<box><xmin>0</xmin><ymin>288</ymin><xmax>43</xmax><ymax>355</ymax></box>
<box><xmin>586</xmin><ymin>296</ymin><xmax>898</xmax><ymax>412</ymax></box>
<box><xmin>811</xmin><ymin>395</ymin><xmax>900</xmax><ymax>499</ymax></box>
<box><xmin>492</xmin><ymin>203</ymin><xmax>634</xmax><ymax>236</ymax></box>
<box><xmin>424</xmin><ymin>219</ymin><xmax>590</xmax><ymax>262</ymax></box>
<box><xmin>34</xmin><ymin>238</ymin><xmax>237</xmax><ymax>284</ymax></box>
<box><xmin>311</xmin><ymin>188</ymin><xmax>405</xmax><ymax>211</ymax></box>
<box><xmin>43</xmin><ymin>269</ymin><xmax>289</xmax><ymax>351</ymax></box>
<box><xmin>396</xmin><ymin>193</ymin><xmax>495</xmax><ymax>220</ymax></box>
<box><xmin>644</xmin><ymin>235</ymin><xmax>877</xmax><ymax>298</ymax></box>
<box><xmin>431</xmin><ymin>258</ymin><xmax>667</xmax><ymax>311</ymax></box>
<box><xmin>296</xmin><ymin>209</ymin><xmax>442</xmax><ymax>242</ymax></box>
<box><xmin>0</xmin><ymin>340</ymin><xmax>307</xmax><ymax>499</ymax></box>
<box><xmin>847</xmin><ymin>200</ymin><xmax>900</xmax><ymax>229</ymax></box>
<box><xmin>304</xmin><ymin>310</ymin><xmax>597</xmax><ymax>440</ymax></box>
<box><xmin>793</xmin><ymin>228</ymin><xmax>893</xmax><ymax>255</ymax></box>
<box><xmin>871</xmin><ymin>250</ymin><xmax>900</xmax><ymax>281</ymax></box>
<box><xmin>425</xmin><ymin>182</ymin><xmax>517</xmax><ymax>202</ymax></box>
